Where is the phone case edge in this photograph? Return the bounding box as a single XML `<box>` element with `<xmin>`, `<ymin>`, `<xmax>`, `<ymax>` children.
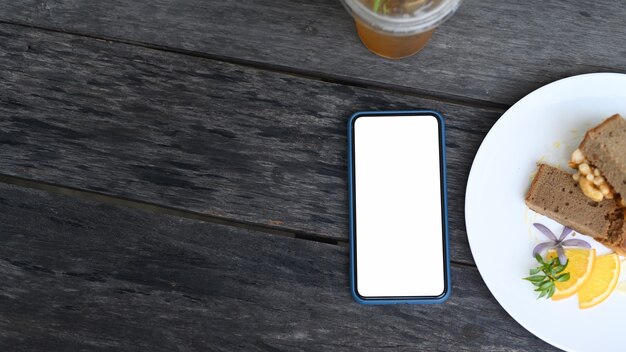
<box><xmin>347</xmin><ymin>110</ymin><xmax>451</xmax><ymax>305</ymax></box>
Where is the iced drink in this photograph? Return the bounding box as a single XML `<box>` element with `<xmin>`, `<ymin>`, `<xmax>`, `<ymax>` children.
<box><xmin>342</xmin><ymin>0</ymin><xmax>463</xmax><ymax>59</ymax></box>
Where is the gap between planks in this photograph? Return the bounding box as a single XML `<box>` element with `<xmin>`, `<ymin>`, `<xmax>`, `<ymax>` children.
<box><xmin>0</xmin><ymin>19</ymin><xmax>508</xmax><ymax>113</ymax></box>
<box><xmin>0</xmin><ymin>173</ymin><xmax>478</xmax><ymax>267</ymax></box>
<box><xmin>0</xmin><ymin>173</ymin><xmax>334</xmax><ymax>244</ymax></box>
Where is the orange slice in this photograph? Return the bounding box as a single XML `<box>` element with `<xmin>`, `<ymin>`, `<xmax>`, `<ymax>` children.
<box><xmin>547</xmin><ymin>249</ymin><xmax>595</xmax><ymax>300</ymax></box>
<box><xmin>577</xmin><ymin>253</ymin><xmax>620</xmax><ymax>309</ymax></box>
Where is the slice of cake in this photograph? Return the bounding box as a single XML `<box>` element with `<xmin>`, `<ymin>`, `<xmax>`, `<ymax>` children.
<box><xmin>570</xmin><ymin>114</ymin><xmax>626</xmax><ymax>204</ymax></box>
<box><xmin>525</xmin><ymin>164</ymin><xmax>624</xmax><ymax>241</ymax></box>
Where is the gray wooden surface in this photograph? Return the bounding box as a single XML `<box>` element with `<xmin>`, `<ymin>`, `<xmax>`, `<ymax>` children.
<box><xmin>2</xmin><ymin>0</ymin><xmax>626</xmax><ymax>106</ymax></box>
<box><xmin>1</xmin><ymin>0</ymin><xmax>620</xmax><ymax>350</ymax></box>
<box><xmin>0</xmin><ymin>183</ymin><xmax>557</xmax><ymax>351</ymax></box>
<box><xmin>0</xmin><ymin>23</ymin><xmax>499</xmax><ymax>265</ymax></box>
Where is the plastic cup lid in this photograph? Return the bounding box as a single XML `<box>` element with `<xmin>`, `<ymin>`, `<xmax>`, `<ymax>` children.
<box><xmin>342</xmin><ymin>0</ymin><xmax>463</xmax><ymax>34</ymax></box>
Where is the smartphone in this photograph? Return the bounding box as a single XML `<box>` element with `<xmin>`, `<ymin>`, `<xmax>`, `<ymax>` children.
<box><xmin>348</xmin><ymin>110</ymin><xmax>450</xmax><ymax>304</ymax></box>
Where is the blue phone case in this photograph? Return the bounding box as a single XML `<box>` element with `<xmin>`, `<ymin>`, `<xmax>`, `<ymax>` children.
<box><xmin>347</xmin><ymin>110</ymin><xmax>451</xmax><ymax>305</ymax></box>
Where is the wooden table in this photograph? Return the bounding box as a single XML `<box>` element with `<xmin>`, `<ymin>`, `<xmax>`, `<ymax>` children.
<box><xmin>1</xmin><ymin>0</ymin><xmax>624</xmax><ymax>350</ymax></box>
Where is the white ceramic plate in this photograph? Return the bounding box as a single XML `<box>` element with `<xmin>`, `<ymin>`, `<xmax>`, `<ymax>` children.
<box><xmin>466</xmin><ymin>73</ymin><xmax>626</xmax><ymax>352</ymax></box>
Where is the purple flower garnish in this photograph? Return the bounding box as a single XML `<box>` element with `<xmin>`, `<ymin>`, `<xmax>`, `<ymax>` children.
<box><xmin>532</xmin><ymin>223</ymin><xmax>591</xmax><ymax>264</ymax></box>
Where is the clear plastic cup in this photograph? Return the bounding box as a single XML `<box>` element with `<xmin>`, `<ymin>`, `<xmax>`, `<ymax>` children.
<box><xmin>341</xmin><ymin>0</ymin><xmax>463</xmax><ymax>59</ymax></box>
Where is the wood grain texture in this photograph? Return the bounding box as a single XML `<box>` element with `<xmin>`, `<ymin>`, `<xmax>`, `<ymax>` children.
<box><xmin>0</xmin><ymin>23</ymin><xmax>500</xmax><ymax>264</ymax></box>
<box><xmin>1</xmin><ymin>0</ymin><xmax>625</xmax><ymax>105</ymax></box>
<box><xmin>0</xmin><ymin>182</ymin><xmax>557</xmax><ymax>351</ymax></box>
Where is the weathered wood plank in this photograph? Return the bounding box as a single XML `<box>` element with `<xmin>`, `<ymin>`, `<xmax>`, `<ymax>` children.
<box><xmin>0</xmin><ymin>24</ymin><xmax>499</xmax><ymax>264</ymax></box>
<box><xmin>1</xmin><ymin>0</ymin><xmax>625</xmax><ymax>105</ymax></box>
<box><xmin>0</xmin><ymin>183</ymin><xmax>557</xmax><ymax>351</ymax></box>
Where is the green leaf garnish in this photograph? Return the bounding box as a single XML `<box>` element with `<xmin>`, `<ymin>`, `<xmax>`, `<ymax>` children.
<box><xmin>556</xmin><ymin>273</ymin><xmax>571</xmax><ymax>282</ymax></box>
<box><xmin>373</xmin><ymin>0</ymin><xmax>382</xmax><ymax>13</ymax></box>
<box><xmin>523</xmin><ymin>254</ymin><xmax>570</xmax><ymax>299</ymax></box>
<box><xmin>547</xmin><ymin>285</ymin><xmax>556</xmax><ymax>299</ymax></box>
<box><xmin>534</xmin><ymin>253</ymin><xmax>544</xmax><ymax>264</ymax></box>
<box><xmin>524</xmin><ymin>275</ymin><xmax>545</xmax><ymax>283</ymax></box>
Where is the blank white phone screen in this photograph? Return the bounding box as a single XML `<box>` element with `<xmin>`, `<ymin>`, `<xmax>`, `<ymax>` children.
<box><xmin>354</xmin><ymin>114</ymin><xmax>445</xmax><ymax>298</ymax></box>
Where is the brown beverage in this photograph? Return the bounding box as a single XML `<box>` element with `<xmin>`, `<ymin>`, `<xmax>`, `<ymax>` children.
<box><xmin>342</xmin><ymin>0</ymin><xmax>462</xmax><ymax>59</ymax></box>
<box><xmin>354</xmin><ymin>18</ymin><xmax>434</xmax><ymax>59</ymax></box>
